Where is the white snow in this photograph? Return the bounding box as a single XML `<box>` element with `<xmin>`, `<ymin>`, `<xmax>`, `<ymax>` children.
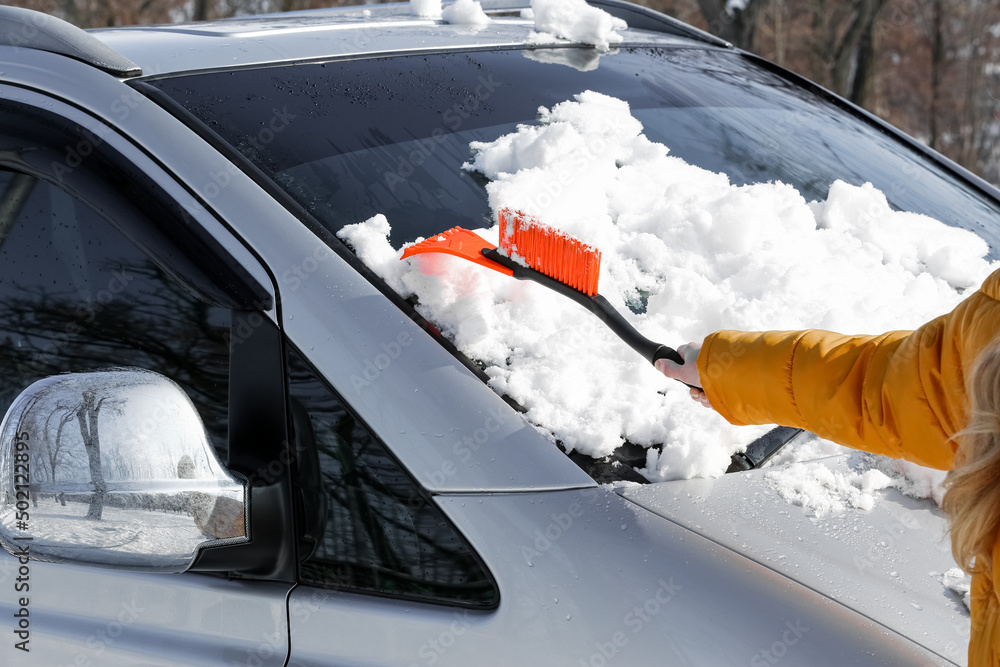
<box><xmin>870</xmin><ymin>455</ymin><xmax>949</xmax><ymax>505</ymax></box>
<box><xmin>442</xmin><ymin>0</ymin><xmax>490</xmax><ymax>26</ymax></box>
<box><xmin>933</xmin><ymin>567</ymin><xmax>972</xmax><ymax>611</ymax></box>
<box><xmin>337</xmin><ymin>90</ymin><xmax>997</xmax><ymax>484</ymax></box>
<box><xmin>762</xmin><ymin>452</ymin><xmax>950</xmax><ymax>519</ymax></box>
<box><xmin>764</xmin><ymin>460</ymin><xmax>896</xmax><ymax>517</ymax></box>
<box><xmin>410</xmin><ymin>0</ymin><xmax>442</xmax><ymax>19</ymax></box>
<box><xmin>764</xmin><ymin>440</ymin><xmax>950</xmax><ymax>513</ymax></box>
<box><xmin>529</xmin><ymin>0</ymin><xmax>627</xmax><ymax>51</ymax></box>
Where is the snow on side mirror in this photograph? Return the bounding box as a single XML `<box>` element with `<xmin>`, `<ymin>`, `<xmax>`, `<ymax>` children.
<box><xmin>0</xmin><ymin>368</ymin><xmax>247</xmax><ymax>572</ymax></box>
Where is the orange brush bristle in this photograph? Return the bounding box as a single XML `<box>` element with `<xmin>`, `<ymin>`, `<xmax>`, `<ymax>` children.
<box><xmin>498</xmin><ymin>208</ymin><xmax>601</xmax><ymax>296</ymax></box>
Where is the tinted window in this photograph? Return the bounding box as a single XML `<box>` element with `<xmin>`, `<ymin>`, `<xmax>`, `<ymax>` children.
<box><xmin>149</xmin><ymin>47</ymin><xmax>1000</xmax><ymax>255</ymax></box>
<box><xmin>287</xmin><ymin>347</ymin><xmax>498</xmax><ymax>608</ymax></box>
<box><xmin>0</xmin><ymin>169</ymin><xmax>232</xmax><ymax>455</ymax></box>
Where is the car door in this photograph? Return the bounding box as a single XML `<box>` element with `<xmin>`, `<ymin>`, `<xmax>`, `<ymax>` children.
<box><xmin>0</xmin><ymin>94</ymin><xmax>294</xmax><ymax>666</ymax></box>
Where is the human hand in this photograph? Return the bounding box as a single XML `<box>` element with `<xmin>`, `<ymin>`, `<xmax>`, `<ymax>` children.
<box><xmin>654</xmin><ymin>342</ymin><xmax>712</xmax><ymax>409</ymax></box>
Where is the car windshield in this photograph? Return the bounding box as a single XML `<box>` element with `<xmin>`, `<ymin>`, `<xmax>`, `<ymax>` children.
<box><xmin>146</xmin><ymin>44</ymin><xmax>1000</xmax><ymax>482</ymax></box>
<box><xmin>148</xmin><ymin>46</ymin><xmax>1000</xmax><ymax>255</ymax></box>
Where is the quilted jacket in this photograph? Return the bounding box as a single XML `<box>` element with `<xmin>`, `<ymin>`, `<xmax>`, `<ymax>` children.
<box><xmin>697</xmin><ymin>268</ymin><xmax>1000</xmax><ymax>665</ymax></box>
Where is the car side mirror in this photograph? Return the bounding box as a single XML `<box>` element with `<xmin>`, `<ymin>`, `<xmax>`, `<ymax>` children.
<box><xmin>0</xmin><ymin>368</ymin><xmax>247</xmax><ymax>572</ymax></box>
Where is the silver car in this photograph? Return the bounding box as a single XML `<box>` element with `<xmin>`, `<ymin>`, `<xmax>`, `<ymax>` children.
<box><xmin>0</xmin><ymin>2</ymin><xmax>988</xmax><ymax>664</ymax></box>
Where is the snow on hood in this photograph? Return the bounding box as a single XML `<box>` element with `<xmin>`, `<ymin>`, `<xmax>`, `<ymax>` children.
<box><xmin>337</xmin><ymin>90</ymin><xmax>997</xmax><ymax>483</ymax></box>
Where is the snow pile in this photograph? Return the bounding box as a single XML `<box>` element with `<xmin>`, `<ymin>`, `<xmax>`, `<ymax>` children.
<box><xmin>762</xmin><ymin>448</ymin><xmax>951</xmax><ymax>518</ymax></box>
<box><xmin>870</xmin><ymin>456</ymin><xmax>949</xmax><ymax>505</ymax></box>
<box><xmin>410</xmin><ymin>0</ymin><xmax>442</xmax><ymax>18</ymax></box>
<box><xmin>529</xmin><ymin>0</ymin><xmax>627</xmax><ymax>51</ymax></box>
<box><xmin>933</xmin><ymin>568</ymin><xmax>972</xmax><ymax>611</ymax></box>
<box><xmin>442</xmin><ymin>0</ymin><xmax>490</xmax><ymax>26</ymax></box>
<box><xmin>764</xmin><ymin>446</ymin><xmax>949</xmax><ymax>515</ymax></box>
<box><xmin>338</xmin><ymin>90</ymin><xmax>997</xmax><ymax>481</ymax></box>
<box><xmin>764</xmin><ymin>461</ymin><xmax>897</xmax><ymax>517</ymax></box>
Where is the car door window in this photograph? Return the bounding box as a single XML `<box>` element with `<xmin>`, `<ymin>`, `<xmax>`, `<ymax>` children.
<box><xmin>287</xmin><ymin>345</ymin><xmax>499</xmax><ymax>608</ymax></box>
<box><xmin>0</xmin><ymin>168</ymin><xmax>232</xmax><ymax>456</ymax></box>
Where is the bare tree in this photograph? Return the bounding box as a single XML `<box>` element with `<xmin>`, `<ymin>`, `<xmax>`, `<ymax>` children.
<box><xmin>929</xmin><ymin>0</ymin><xmax>944</xmax><ymax>150</ymax></box>
<box><xmin>0</xmin><ymin>261</ymin><xmax>231</xmax><ymax>462</ymax></box>
<box><xmin>41</xmin><ymin>406</ymin><xmax>78</xmax><ymax>505</ymax></box>
<box><xmin>74</xmin><ymin>389</ymin><xmax>128</xmax><ymax>520</ymax></box>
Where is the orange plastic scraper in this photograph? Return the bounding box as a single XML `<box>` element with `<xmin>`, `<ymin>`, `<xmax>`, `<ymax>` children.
<box><xmin>400</xmin><ymin>226</ymin><xmax>514</xmax><ymax>276</ymax></box>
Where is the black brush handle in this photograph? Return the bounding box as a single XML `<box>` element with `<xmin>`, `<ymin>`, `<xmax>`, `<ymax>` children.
<box><xmin>483</xmin><ymin>249</ymin><xmax>697</xmax><ymax>387</ymax></box>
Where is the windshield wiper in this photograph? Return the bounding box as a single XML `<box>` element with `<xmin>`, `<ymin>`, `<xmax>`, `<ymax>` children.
<box><xmin>726</xmin><ymin>426</ymin><xmax>804</xmax><ymax>472</ymax></box>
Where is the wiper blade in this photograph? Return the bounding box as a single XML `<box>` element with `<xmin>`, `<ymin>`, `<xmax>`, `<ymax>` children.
<box><xmin>726</xmin><ymin>426</ymin><xmax>804</xmax><ymax>473</ymax></box>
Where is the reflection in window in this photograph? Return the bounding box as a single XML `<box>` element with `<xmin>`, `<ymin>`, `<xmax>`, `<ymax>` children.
<box><xmin>0</xmin><ymin>169</ymin><xmax>231</xmax><ymax>455</ymax></box>
<box><xmin>152</xmin><ymin>48</ymin><xmax>1000</xmax><ymax>255</ymax></box>
<box><xmin>287</xmin><ymin>347</ymin><xmax>498</xmax><ymax>607</ymax></box>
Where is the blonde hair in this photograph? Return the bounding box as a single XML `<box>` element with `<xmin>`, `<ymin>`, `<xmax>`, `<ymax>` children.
<box><xmin>943</xmin><ymin>341</ymin><xmax>1000</xmax><ymax>574</ymax></box>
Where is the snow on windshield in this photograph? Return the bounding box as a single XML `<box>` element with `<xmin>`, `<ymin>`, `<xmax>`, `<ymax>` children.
<box><xmin>338</xmin><ymin>90</ymin><xmax>997</xmax><ymax>485</ymax></box>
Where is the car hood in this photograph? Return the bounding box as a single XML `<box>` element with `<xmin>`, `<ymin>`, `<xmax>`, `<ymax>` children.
<box><xmin>620</xmin><ymin>454</ymin><xmax>969</xmax><ymax>665</ymax></box>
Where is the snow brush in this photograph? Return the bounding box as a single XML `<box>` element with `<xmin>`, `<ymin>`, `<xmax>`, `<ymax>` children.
<box><xmin>400</xmin><ymin>208</ymin><xmax>691</xmax><ymax>377</ymax></box>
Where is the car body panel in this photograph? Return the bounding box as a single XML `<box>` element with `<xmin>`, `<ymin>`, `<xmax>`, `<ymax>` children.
<box><xmin>0</xmin><ymin>552</ymin><xmax>291</xmax><ymax>666</ymax></box>
<box><xmin>286</xmin><ymin>489</ymin><xmax>947</xmax><ymax>665</ymax></box>
<box><xmin>92</xmin><ymin>9</ymin><xmax>711</xmax><ymax>77</ymax></box>
<box><xmin>621</xmin><ymin>455</ymin><xmax>969</xmax><ymax>664</ymax></box>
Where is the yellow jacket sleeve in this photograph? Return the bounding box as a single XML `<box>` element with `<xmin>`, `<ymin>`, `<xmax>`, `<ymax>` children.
<box><xmin>697</xmin><ymin>268</ymin><xmax>1000</xmax><ymax>471</ymax></box>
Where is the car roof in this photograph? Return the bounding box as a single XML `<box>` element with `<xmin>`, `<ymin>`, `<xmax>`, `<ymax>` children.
<box><xmin>89</xmin><ymin>0</ymin><xmax>728</xmax><ymax>78</ymax></box>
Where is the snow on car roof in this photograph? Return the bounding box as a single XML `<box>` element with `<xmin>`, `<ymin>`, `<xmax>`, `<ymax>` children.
<box><xmin>90</xmin><ymin>2</ymin><xmax>713</xmax><ymax>77</ymax></box>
